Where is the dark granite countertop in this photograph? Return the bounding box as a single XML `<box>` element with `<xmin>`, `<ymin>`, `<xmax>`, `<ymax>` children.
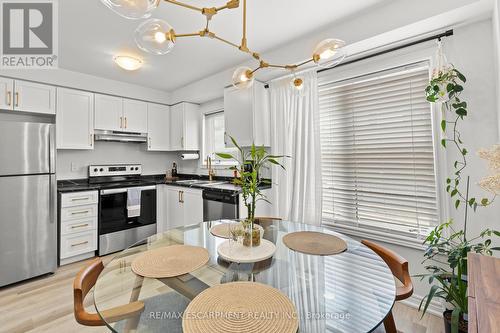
<box><xmin>58</xmin><ymin>174</ymin><xmax>271</xmax><ymax>194</ymax></box>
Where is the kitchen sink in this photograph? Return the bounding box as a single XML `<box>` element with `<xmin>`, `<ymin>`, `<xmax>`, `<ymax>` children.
<box><xmin>175</xmin><ymin>179</ymin><xmax>227</xmax><ymax>186</ymax></box>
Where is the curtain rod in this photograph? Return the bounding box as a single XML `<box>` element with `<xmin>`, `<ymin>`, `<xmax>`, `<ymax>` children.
<box><xmin>318</xmin><ymin>29</ymin><xmax>454</xmax><ymax>73</ymax></box>
<box><xmin>264</xmin><ymin>29</ymin><xmax>453</xmax><ymax>88</ymax></box>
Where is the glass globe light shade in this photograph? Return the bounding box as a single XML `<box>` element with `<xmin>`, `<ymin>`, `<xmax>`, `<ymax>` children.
<box><xmin>134</xmin><ymin>19</ymin><xmax>175</xmax><ymax>55</ymax></box>
<box><xmin>312</xmin><ymin>38</ymin><xmax>346</xmax><ymax>68</ymax></box>
<box><xmin>290</xmin><ymin>76</ymin><xmax>306</xmax><ymax>96</ymax></box>
<box><xmin>101</xmin><ymin>0</ymin><xmax>159</xmax><ymax>20</ymax></box>
<box><xmin>232</xmin><ymin>66</ymin><xmax>254</xmax><ymax>89</ymax></box>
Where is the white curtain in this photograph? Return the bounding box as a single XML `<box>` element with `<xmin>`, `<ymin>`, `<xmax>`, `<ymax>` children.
<box><xmin>269</xmin><ymin>70</ymin><xmax>322</xmax><ymax>225</ymax></box>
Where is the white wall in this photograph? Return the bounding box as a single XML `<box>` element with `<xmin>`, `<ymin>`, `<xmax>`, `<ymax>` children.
<box><xmin>494</xmin><ymin>0</ymin><xmax>500</xmax><ymax>141</ymax></box>
<box><xmin>57</xmin><ymin>141</ymin><xmax>176</xmax><ymax>180</ymax></box>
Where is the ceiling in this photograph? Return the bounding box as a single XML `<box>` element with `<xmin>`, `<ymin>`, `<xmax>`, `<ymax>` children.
<box><xmin>59</xmin><ymin>0</ymin><xmax>393</xmax><ymax>92</ymax></box>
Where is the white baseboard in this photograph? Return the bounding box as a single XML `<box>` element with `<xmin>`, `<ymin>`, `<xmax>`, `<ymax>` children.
<box><xmin>400</xmin><ymin>293</ymin><xmax>443</xmax><ymax>317</ymax></box>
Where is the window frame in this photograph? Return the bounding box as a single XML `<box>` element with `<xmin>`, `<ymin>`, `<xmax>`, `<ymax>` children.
<box><xmin>317</xmin><ymin>46</ymin><xmax>449</xmax><ymax>247</ymax></box>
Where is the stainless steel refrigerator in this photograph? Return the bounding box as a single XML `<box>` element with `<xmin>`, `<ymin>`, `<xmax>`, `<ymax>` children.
<box><xmin>0</xmin><ymin>121</ymin><xmax>57</xmax><ymax>287</ymax></box>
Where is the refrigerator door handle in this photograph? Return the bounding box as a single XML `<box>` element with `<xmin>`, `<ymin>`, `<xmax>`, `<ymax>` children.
<box><xmin>49</xmin><ymin>125</ymin><xmax>56</xmax><ymax>174</ymax></box>
<box><xmin>49</xmin><ymin>175</ymin><xmax>57</xmax><ymax>225</ymax></box>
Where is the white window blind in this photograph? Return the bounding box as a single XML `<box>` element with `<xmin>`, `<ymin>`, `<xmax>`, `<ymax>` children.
<box><xmin>318</xmin><ymin>62</ymin><xmax>438</xmax><ymax>237</ymax></box>
<box><xmin>203</xmin><ymin>111</ymin><xmax>237</xmax><ymax>165</ymax></box>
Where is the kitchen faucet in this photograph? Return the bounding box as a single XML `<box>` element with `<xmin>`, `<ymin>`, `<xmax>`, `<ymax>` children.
<box><xmin>207</xmin><ymin>156</ymin><xmax>215</xmax><ymax>181</ymax></box>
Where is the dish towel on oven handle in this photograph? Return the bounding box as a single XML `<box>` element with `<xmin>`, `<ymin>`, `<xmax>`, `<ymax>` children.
<box><xmin>127</xmin><ymin>188</ymin><xmax>141</xmax><ymax>218</ymax></box>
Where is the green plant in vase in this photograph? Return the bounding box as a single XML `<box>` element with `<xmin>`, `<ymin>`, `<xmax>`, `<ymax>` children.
<box><xmin>418</xmin><ymin>66</ymin><xmax>500</xmax><ymax>333</ymax></box>
<box><xmin>216</xmin><ymin>135</ymin><xmax>287</xmax><ymax>247</ymax></box>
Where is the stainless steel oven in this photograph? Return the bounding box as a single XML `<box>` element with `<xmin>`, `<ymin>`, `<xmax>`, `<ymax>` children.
<box><xmin>99</xmin><ymin>185</ymin><xmax>157</xmax><ymax>255</ymax></box>
<box><xmin>89</xmin><ymin>164</ymin><xmax>157</xmax><ymax>256</ymax></box>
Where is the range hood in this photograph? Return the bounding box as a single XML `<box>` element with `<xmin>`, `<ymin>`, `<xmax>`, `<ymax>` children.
<box><xmin>94</xmin><ymin>130</ymin><xmax>147</xmax><ymax>143</ymax></box>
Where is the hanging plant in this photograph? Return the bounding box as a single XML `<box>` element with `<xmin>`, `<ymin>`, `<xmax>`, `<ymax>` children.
<box><xmin>418</xmin><ymin>41</ymin><xmax>499</xmax><ymax>333</ymax></box>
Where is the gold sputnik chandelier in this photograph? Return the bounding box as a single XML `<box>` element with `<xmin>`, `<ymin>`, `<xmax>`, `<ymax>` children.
<box><xmin>101</xmin><ymin>0</ymin><xmax>347</xmax><ymax>89</ymax></box>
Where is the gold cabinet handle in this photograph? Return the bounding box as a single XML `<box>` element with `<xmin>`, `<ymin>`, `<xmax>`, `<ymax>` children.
<box><xmin>7</xmin><ymin>91</ymin><xmax>11</xmax><ymax>106</ymax></box>
<box><xmin>15</xmin><ymin>92</ymin><xmax>19</xmax><ymax>107</ymax></box>
<box><xmin>71</xmin><ymin>210</ymin><xmax>89</xmax><ymax>215</ymax></box>
<box><xmin>71</xmin><ymin>241</ymin><xmax>89</xmax><ymax>247</ymax></box>
<box><xmin>120</xmin><ymin>116</ymin><xmax>123</xmax><ymax>128</ymax></box>
<box><xmin>181</xmin><ymin>136</ymin><xmax>184</xmax><ymax>148</ymax></box>
<box><xmin>125</xmin><ymin>117</ymin><xmax>127</xmax><ymax>128</ymax></box>
<box><xmin>181</xmin><ymin>191</ymin><xmax>184</xmax><ymax>203</ymax></box>
<box><xmin>71</xmin><ymin>197</ymin><xmax>90</xmax><ymax>202</ymax></box>
<box><xmin>71</xmin><ymin>223</ymin><xmax>89</xmax><ymax>229</ymax></box>
<box><xmin>178</xmin><ymin>190</ymin><xmax>181</xmax><ymax>203</ymax></box>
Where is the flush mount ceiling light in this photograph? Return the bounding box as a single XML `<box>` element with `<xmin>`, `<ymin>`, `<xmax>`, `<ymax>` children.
<box><xmin>102</xmin><ymin>0</ymin><xmax>346</xmax><ymax>88</ymax></box>
<box><xmin>113</xmin><ymin>55</ymin><xmax>144</xmax><ymax>71</ymax></box>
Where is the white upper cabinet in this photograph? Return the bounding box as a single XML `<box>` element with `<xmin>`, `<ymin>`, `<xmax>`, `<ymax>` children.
<box><xmin>56</xmin><ymin>88</ymin><xmax>94</xmax><ymax>150</ymax></box>
<box><xmin>14</xmin><ymin>80</ymin><xmax>56</xmax><ymax>115</ymax></box>
<box><xmin>0</xmin><ymin>77</ymin><xmax>14</xmax><ymax>111</ymax></box>
<box><xmin>94</xmin><ymin>95</ymin><xmax>148</xmax><ymax>133</ymax></box>
<box><xmin>123</xmin><ymin>99</ymin><xmax>147</xmax><ymax>133</ymax></box>
<box><xmin>224</xmin><ymin>81</ymin><xmax>270</xmax><ymax>147</ymax></box>
<box><xmin>94</xmin><ymin>94</ymin><xmax>122</xmax><ymax>131</ymax></box>
<box><xmin>170</xmin><ymin>102</ymin><xmax>200</xmax><ymax>151</ymax></box>
<box><xmin>147</xmin><ymin>103</ymin><xmax>170</xmax><ymax>151</ymax></box>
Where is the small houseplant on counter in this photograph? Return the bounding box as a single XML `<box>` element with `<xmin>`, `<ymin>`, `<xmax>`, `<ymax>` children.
<box><xmin>216</xmin><ymin>135</ymin><xmax>287</xmax><ymax>247</ymax></box>
<box><xmin>419</xmin><ymin>64</ymin><xmax>500</xmax><ymax>333</ymax></box>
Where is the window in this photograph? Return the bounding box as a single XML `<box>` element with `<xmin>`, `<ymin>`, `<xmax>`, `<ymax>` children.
<box><xmin>318</xmin><ymin>62</ymin><xmax>439</xmax><ymax>238</ymax></box>
<box><xmin>203</xmin><ymin>111</ymin><xmax>237</xmax><ymax>165</ymax></box>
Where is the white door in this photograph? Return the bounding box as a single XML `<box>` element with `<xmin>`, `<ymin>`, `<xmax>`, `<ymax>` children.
<box><xmin>94</xmin><ymin>94</ymin><xmax>122</xmax><ymax>131</ymax></box>
<box><xmin>0</xmin><ymin>77</ymin><xmax>14</xmax><ymax>111</ymax></box>
<box><xmin>147</xmin><ymin>103</ymin><xmax>170</xmax><ymax>151</ymax></box>
<box><xmin>56</xmin><ymin>88</ymin><xmax>94</xmax><ymax>150</ymax></box>
<box><xmin>183</xmin><ymin>188</ymin><xmax>203</xmax><ymax>226</ymax></box>
<box><xmin>170</xmin><ymin>103</ymin><xmax>184</xmax><ymax>150</ymax></box>
<box><xmin>166</xmin><ymin>187</ymin><xmax>184</xmax><ymax>230</ymax></box>
<box><xmin>123</xmin><ymin>99</ymin><xmax>148</xmax><ymax>133</ymax></box>
<box><xmin>14</xmin><ymin>80</ymin><xmax>56</xmax><ymax>114</ymax></box>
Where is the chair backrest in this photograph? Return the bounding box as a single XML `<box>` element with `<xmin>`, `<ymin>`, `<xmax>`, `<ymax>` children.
<box><xmin>254</xmin><ymin>216</ymin><xmax>282</xmax><ymax>224</ymax></box>
<box><xmin>361</xmin><ymin>239</ymin><xmax>413</xmax><ymax>300</ymax></box>
<box><xmin>73</xmin><ymin>259</ymin><xmax>105</xmax><ymax>326</ymax></box>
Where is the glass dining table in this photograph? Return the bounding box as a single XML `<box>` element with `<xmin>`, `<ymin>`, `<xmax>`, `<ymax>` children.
<box><xmin>94</xmin><ymin>220</ymin><xmax>396</xmax><ymax>333</ymax></box>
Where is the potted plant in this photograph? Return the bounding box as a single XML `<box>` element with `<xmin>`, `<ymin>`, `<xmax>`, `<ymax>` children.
<box><xmin>418</xmin><ymin>66</ymin><xmax>500</xmax><ymax>333</ymax></box>
<box><xmin>216</xmin><ymin>135</ymin><xmax>287</xmax><ymax>247</ymax></box>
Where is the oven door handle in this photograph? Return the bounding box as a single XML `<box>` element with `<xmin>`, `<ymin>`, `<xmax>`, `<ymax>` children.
<box><xmin>100</xmin><ymin>185</ymin><xmax>156</xmax><ymax>195</ymax></box>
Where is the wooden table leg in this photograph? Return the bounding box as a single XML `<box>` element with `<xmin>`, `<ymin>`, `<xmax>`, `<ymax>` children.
<box><xmin>123</xmin><ymin>275</ymin><xmax>145</xmax><ymax>333</ymax></box>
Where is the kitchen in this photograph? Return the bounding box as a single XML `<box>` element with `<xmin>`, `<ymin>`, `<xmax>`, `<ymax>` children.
<box><xmin>1</xmin><ymin>0</ymin><xmax>500</xmax><ymax>333</ymax></box>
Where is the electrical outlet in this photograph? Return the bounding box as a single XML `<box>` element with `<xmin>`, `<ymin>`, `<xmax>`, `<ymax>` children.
<box><xmin>71</xmin><ymin>162</ymin><xmax>77</xmax><ymax>172</ymax></box>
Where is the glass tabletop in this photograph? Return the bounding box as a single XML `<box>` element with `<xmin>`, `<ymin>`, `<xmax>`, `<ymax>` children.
<box><xmin>94</xmin><ymin>220</ymin><xmax>396</xmax><ymax>333</ymax></box>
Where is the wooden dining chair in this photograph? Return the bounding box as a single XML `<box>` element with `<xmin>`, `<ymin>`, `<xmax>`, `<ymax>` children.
<box><xmin>73</xmin><ymin>258</ymin><xmax>145</xmax><ymax>326</ymax></box>
<box><xmin>254</xmin><ymin>216</ymin><xmax>282</xmax><ymax>225</ymax></box>
<box><xmin>361</xmin><ymin>240</ymin><xmax>413</xmax><ymax>333</ymax></box>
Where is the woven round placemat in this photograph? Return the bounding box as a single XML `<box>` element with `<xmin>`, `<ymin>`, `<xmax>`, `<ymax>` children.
<box><xmin>210</xmin><ymin>223</ymin><xmax>236</xmax><ymax>239</ymax></box>
<box><xmin>131</xmin><ymin>245</ymin><xmax>209</xmax><ymax>278</ymax></box>
<box><xmin>282</xmin><ymin>231</ymin><xmax>347</xmax><ymax>255</ymax></box>
<box><xmin>182</xmin><ymin>282</ymin><xmax>299</xmax><ymax>333</ymax></box>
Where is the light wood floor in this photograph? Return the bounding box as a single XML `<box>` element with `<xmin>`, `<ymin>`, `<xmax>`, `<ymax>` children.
<box><xmin>0</xmin><ymin>257</ymin><xmax>443</xmax><ymax>333</ymax></box>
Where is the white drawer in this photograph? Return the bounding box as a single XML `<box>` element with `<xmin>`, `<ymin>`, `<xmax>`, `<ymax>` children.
<box><xmin>60</xmin><ymin>230</ymin><xmax>97</xmax><ymax>259</ymax></box>
<box><xmin>60</xmin><ymin>217</ymin><xmax>97</xmax><ymax>235</ymax></box>
<box><xmin>60</xmin><ymin>204</ymin><xmax>97</xmax><ymax>222</ymax></box>
<box><xmin>61</xmin><ymin>191</ymin><xmax>98</xmax><ymax>208</ymax></box>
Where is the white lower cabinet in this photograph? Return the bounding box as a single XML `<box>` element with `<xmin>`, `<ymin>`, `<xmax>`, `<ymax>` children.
<box><xmin>157</xmin><ymin>185</ymin><xmax>203</xmax><ymax>232</ymax></box>
<box><xmin>59</xmin><ymin>191</ymin><xmax>98</xmax><ymax>265</ymax></box>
